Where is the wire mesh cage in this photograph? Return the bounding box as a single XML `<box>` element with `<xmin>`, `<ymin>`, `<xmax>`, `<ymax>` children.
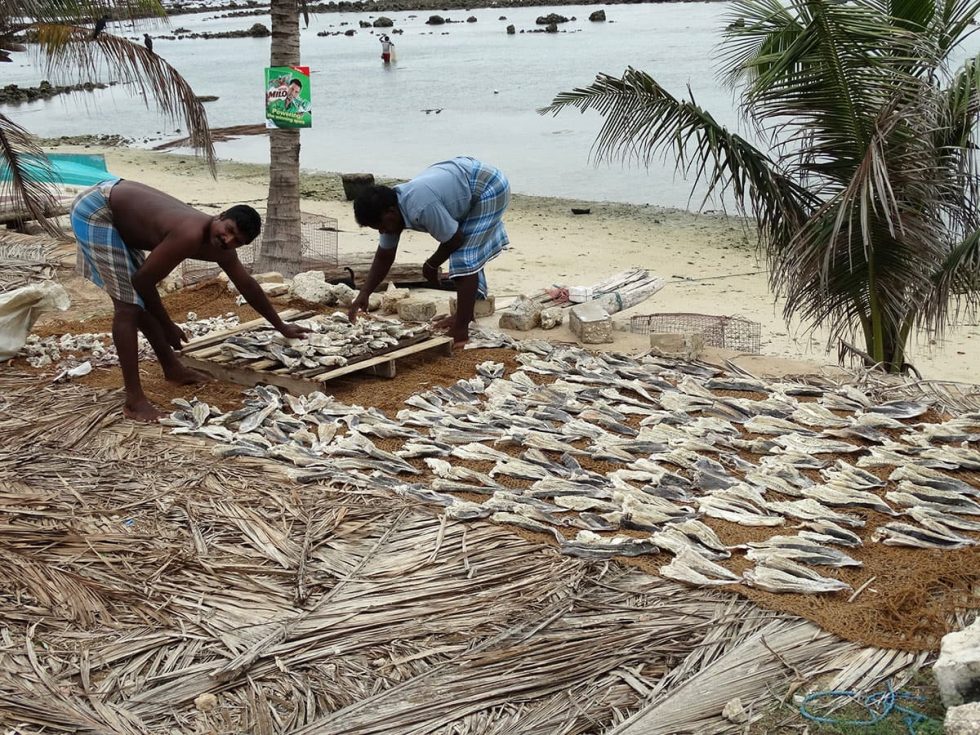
<box><xmin>630</xmin><ymin>313</ymin><xmax>762</xmax><ymax>354</ymax></box>
<box><xmin>181</xmin><ymin>211</ymin><xmax>338</xmax><ymax>285</ymax></box>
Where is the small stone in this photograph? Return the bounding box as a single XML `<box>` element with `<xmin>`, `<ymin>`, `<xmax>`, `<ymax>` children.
<box><xmin>194</xmin><ymin>693</ymin><xmax>217</xmax><ymax>712</ymax></box>
<box><xmin>398</xmin><ymin>298</ymin><xmax>437</xmax><ymax>322</ymax></box>
<box><xmin>539</xmin><ymin>306</ymin><xmax>564</xmax><ymax>329</ymax></box>
<box><xmin>332</xmin><ymin>284</ymin><xmax>357</xmax><ymax>307</ymax></box>
<box><xmin>935</xmin><ymin>618</ymin><xmax>980</xmax><ymax>707</ymax></box>
<box><xmin>290</xmin><ymin>270</ymin><xmax>331</xmax><ymax>304</ymax></box>
<box><xmin>260</xmin><ymin>283</ymin><xmax>288</xmax><ymax>297</ymax></box>
<box><xmin>498</xmin><ymin>296</ymin><xmax>542</xmax><ymax>331</ymax></box>
<box><xmin>569</xmin><ymin>301</ymin><xmax>613</xmax><ymax>344</ymax></box>
<box><xmin>380</xmin><ymin>283</ymin><xmax>410</xmax><ymax>315</ymax></box>
<box><xmin>946</xmin><ymin>702</ymin><xmax>980</xmax><ymax>735</ymax></box>
<box><xmin>722</xmin><ymin>697</ymin><xmax>748</xmax><ymax>724</ymax></box>
<box><xmin>254</xmin><ymin>271</ymin><xmax>285</xmax><ymax>284</ymax></box>
<box><xmin>368</xmin><ymin>293</ymin><xmax>383</xmax><ymax>311</ymax></box>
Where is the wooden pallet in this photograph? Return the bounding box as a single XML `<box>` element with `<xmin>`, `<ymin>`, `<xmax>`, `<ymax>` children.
<box><xmin>177</xmin><ymin>310</ymin><xmax>453</xmax><ymax>396</ymax></box>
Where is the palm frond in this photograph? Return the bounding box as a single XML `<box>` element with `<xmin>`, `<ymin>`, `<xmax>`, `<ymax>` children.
<box><xmin>1</xmin><ymin>0</ymin><xmax>165</xmax><ymax>30</ymax></box>
<box><xmin>539</xmin><ymin>68</ymin><xmax>818</xmax><ymax>248</ymax></box>
<box><xmin>0</xmin><ymin>114</ymin><xmax>63</xmax><ymax>237</ymax></box>
<box><xmin>34</xmin><ymin>26</ymin><xmax>215</xmax><ymax>172</ymax></box>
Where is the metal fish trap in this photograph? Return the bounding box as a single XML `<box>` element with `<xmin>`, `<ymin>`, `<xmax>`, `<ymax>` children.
<box><xmin>630</xmin><ymin>313</ymin><xmax>762</xmax><ymax>354</ymax></box>
<box><xmin>181</xmin><ymin>212</ymin><xmax>338</xmax><ymax>285</ymax></box>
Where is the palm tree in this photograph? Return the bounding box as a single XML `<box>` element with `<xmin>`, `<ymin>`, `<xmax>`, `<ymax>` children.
<box><xmin>254</xmin><ymin>0</ymin><xmax>303</xmax><ymax>276</ymax></box>
<box><xmin>0</xmin><ymin>0</ymin><xmax>214</xmax><ymax>235</ymax></box>
<box><xmin>541</xmin><ymin>0</ymin><xmax>980</xmax><ymax>374</ymax></box>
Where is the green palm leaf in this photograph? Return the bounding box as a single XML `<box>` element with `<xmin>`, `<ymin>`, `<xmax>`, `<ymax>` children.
<box><xmin>0</xmin><ymin>115</ymin><xmax>63</xmax><ymax>237</ymax></box>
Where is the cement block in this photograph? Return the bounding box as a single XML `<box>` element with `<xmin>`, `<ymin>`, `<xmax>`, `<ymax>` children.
<box><xmin>540</xmin><ymin>306</ymin><xmax>564</xmax><ymax>330</ymax></box>
<box><xmin>498</xmin><ymin>296</ymin><xmax>541</xmax><ymax>331</ymax></box>
<box><xmin>648</xmin><ymin>332</ymin><xmax>706</xmax><ymax>360</ymax></box>
<box><xmin>569</xmin><ymin>301</ymin><xmax>613</xmax><ymax>344</ymax></box>
<box><xmin>450</xmin><ymin>295</ymin><xmax>496</xmax><ymax>318</ymax></box>
<box><xmin>398</xmin><ymin>298</ymin><xmax>437</xmax><ymax>322</ymax></box>
<box><xmin>935</xmin><ymin>618</ymin><xmax>980</xmax><ymax>707</ymax></box>
<box><xmin>946</xmin><ymin>702</ymin><xmax>980</xmax><ymax>735</ymax></box>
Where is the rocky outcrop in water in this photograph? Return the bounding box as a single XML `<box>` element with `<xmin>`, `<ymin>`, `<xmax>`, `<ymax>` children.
<box><xmin>0</xmin><ymin>80</ymin><xmax>115</xmax><ymax>106</ymax></box>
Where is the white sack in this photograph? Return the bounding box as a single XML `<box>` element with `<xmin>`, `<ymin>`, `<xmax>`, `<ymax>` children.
<box><xmin>0</xmin><ymin>283</ymin><xmax>70</xmax><ymax>361</ymax></box>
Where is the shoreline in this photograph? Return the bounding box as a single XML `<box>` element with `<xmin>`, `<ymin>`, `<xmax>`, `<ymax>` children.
<box><xmin>36</xmin><ymin>142</ymin><xmax>980</xmax><ymax>385</ymax></box>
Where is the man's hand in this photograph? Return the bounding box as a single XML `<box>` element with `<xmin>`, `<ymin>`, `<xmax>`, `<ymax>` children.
<box><xmin>164</xmin><ymin>321</ymin><xmax>188</xmax><ymax>350</ymax></box>
<box><xmin>422</xmin><ymin>260</ymin><xmax>442</xmax><ymax>286</ymax></box>
<box><xmin>279</xmin><ymin>323</ymin><xmax>311</xmax><ymax>339</ymax></box>
<box><xmin>347</xmin><ymin>291</ymin><xmax>370</xmax><ymax>322</ymax></box>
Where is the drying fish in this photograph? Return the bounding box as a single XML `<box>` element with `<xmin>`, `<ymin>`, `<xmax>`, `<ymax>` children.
<box><xmin>798</xmin><ymin>520</ymin><xmax>863</xmax><ymax>547</ymax></box>
<box><xmin>921</xmin><ymin>445</ymin><xmax>980</xmax><ymax>471</ymax></box>
<box><xmin>773</xmin><ymin>434</ymin><xmax>860</xmax><ymax>455</ymax></box>
<box><xmin>730</xmin><ymin>436</ymin><xmax>780</xmax><ymax>454</ymax></box>
<box><xmin>886</xmin><ymin>484</ymin><xmax>980</xmax><ymax>515</ymax></box>
<box><xmin>705</xmin><ymin>376</ymin><xmax>768</xmax><ymax>393</ymax></box>
<box><xmin>912</xmin><ymin>417</ymin><xmax>980</xmax><ymax>443</ymax></box>
<box><xmin>698</xmin><ymin>493</ymin><xmax>784</xmax><ymax>527</ymax></box>
<box><xmin>855</xmin><ymin>444</ymin><xmax>922</xmax><ymax>469</ymax></box>
<box><xmin>489</xmin><ymin>457</ymin><xmax>555</xmax><ymax>481</ymax></box>
<box><xmin>745</xmin><ymin>466</ymin><xmax>812</xmax><ymax>498</ymax></box>
<box><xmin>743</xmin><ymin>556</ymin><xmax>851</xmax><ymax>594</ymax></box>
<box><xmin>559</xmin><ymin>530</ymin><xmax>659</xmax><ymax>559</ymax></box>
<box><xmin>743</xmin><ymin>415</ymin><xmax>814</xmax><ymax>436</ymax></box>
<box><xmin>552</xmin><ymin>495</ymin><xmax>619</xmax><ymax>513</ymax></box>
<box><xmin>905</xmin><ymin>506</ymin><xmax>980</xmax><ymax>533</ymax></box>
<box><xmin>743</xmin><ymin>536</ymin><xmax>862</xmax><ymax>567</ymax></box>
<box><xmin>659</xmin><ymin>391</ymin><xmax>715</xmax><ymax>413</ymax></box>
<box><xmin>529</xmin><ymin>478</ymin><xmax>610</xmax><ymax>500</ymax></box>
<box><xmin>652</xmin><ymin>523</ymin><xmax>729</xmax><ymax>561</ymax></box>
<box><xmin>872</xmin><ymin>522</ymin><xmax>975</xmax><ymax>549</ymax></box>
<box><xmin>889</xmin><ymin>465</ymin><xmax>979</xmax><ymax>497</ymax></box>
<box><xmin>659</xmin><ymin>547</ymin><xmax>740</xmax><ymax>587</ymax></box>
<box><xmin>869</xmin><ymin>400</ymin><xmax>931</xmax><ymax>420</ymax></box>
<box><xmin>801</xmin><ymin>484</ymin><xmax>895</xmax><ymax>515</ymax></box>
<box><xmin>498</xmin><ymin>429</ymin><xmax>584</xmax><ymax>455</ymax></box>
<box><xmin>398</xmin><ymin>440</ymin><xmax>451</xmax><ymax>459</ymax></box>
<box><xmin>791</xmin><ymin>403</ymin><xmax>851</xmax><ymax>429</ymax></box>
<box><xmin>820</xmin><ymin>461</ymin><xmax>885</xmax><ymax>490</ymax></box>
<box><xmin>443</xmin><ymin>500</ymin><xmax>493</xmax><ymax>520</ymax></box>
<box><xmin>424</xmin><ymin>458</ymin><xmax>502</xmax><ymax>489</ymax></box>
<box><xmin>765</xmin><ymin>498</ymin><xmax>865</xmax><ymax>527</ymax></box>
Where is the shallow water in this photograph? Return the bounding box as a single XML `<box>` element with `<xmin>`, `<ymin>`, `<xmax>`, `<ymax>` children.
<box><xmin>7</xmin><ymin>2</ymin><xmax>743</xmax><ymax>207</ymax></box>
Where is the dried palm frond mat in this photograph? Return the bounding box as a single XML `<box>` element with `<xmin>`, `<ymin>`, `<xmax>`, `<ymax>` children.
<box><xmin>0</xmin><ymin>355</ymin><xmax>975</xmax><ymax>732</ymax></box>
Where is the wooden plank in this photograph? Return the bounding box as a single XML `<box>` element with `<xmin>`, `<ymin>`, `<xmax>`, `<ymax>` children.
<box><xmin>309</xmin><ymin>336</ymin><xmax>453</xmax><ymax>382</ymax></box>
<box><xmin>180</xmin><ymin>354</ymin><xmax>328</xmax><ymax>397</ymax></box>
<box><xmin>180</xmin><ymin>309</ymin><xmax>314</xmax><ymax>357</ymax></box>
<box><xmin>179</xmin><ymin>334</ymin><xmax>454</xmax><ymax>396</ymax></box>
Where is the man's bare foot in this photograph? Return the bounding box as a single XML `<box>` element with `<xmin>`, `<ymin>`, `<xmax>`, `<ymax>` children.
<box><xmin>123</xmin><ymin>399</ymin><xmax>165</xmax><ymax>423</ymax></box>
<box><xmin>163</xmin><ymin>364</ymin><xmax>211</xmax><ymax>385</ymax></box>
<box><xmin>449</xmin><ymin>327</ymin><xmax>469</xmax><ymax>349</ymax></box>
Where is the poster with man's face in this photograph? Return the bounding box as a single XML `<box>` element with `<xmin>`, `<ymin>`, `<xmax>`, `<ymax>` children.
<box><xmin>265</xmin><ymin>66</ymin><xmax>312</xmax><ymax>129</ymax></box>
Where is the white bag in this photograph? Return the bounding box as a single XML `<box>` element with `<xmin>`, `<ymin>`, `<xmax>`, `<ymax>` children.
<box><xmin>0</xmin><ymin>282</ymin><xmax>70</xmax><ymax>361</ymax></box>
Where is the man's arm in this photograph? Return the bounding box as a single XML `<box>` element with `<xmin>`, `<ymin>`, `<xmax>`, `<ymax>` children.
<box><xmin>130</xmin><ymin>233</ymin><xmax>197</xmax><ymax>342</ymax></box>
<box><xmin>348</xmin><ymin>246</ymin><xmax>397</xmax><ymax>321</ymax></box>
<box><xmin>422</xmin><ymin>229</ymin><xmax>463</xmax><ymax>284</ymax></box>
<box><xmin>221</xmin><ymin>255</ymin><xmax>307</xmax><ymax>337</ymax></box>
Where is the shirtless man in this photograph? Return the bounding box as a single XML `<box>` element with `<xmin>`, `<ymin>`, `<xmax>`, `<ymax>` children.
<box><xmin>70</xmin><ymin>178</ymin><xmax>308</xmax><ymax>423</ymax></box>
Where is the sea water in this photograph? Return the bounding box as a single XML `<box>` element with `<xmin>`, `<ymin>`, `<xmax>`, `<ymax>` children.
<box><xmin>5</xmin><ymin>2</ymin><xmax>980</xmax><ymax>208</ymax></box>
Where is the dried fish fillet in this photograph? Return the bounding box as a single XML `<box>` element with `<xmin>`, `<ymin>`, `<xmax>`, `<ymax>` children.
<box><xmin>743</xmin><ymin>556</ymin><xmax>851</xmax><ymax>594</ymax></box>
<box><xmin>659</xmin><ymin>548</ymin><xmax>740</xmax><ymax>587</ymax></box>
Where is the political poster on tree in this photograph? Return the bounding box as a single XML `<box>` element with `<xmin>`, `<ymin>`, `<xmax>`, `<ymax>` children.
<box><xmin>265</xmin><ymin>66</ymin><xmax>312</xmax><ymax>128</ymax></box>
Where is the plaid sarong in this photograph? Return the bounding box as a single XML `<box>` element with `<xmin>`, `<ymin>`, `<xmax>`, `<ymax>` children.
<box><xmin>447</xmin><ymin>162</ymin><xmax>510</xmax><ymax>299</ymax></box>
<box><xmin>70</xmin><ymin>178</ymin><xmax>145</xmax><ymax>306</ymax></box>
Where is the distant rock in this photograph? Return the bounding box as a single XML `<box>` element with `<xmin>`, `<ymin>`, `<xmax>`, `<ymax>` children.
<box><xmin>544</xmin><ymin>22</ymin><xmax>558</xmax><ymax>32</ymax></box>
<box><xmin>344</xmin><ymin>28</ymin><xmax>356</xmax><ymax>35</ymax></box>
<box><xmin>373</xmin><ymin>16</ymin><xmax>394</xmax><ymax>26</ymax></box>
<box><xmin>536</xmin><ymin>12</ymin><xmax>568</xmax><ymax>24</ymax></box>
<box><xmin>467</xmin><ymin>15</ymin><xmax>477</xmax><ymax>22</ymax></box>
<box><xmin>506</xmin><ymin>24</ymin><xmax>515</xmax><ymax>34</ymax></box>
<box><xmin>589</xmin><ymin>9</ymin><xmax>606</xmax><ymax>21</ymax></box>
<box><xmin>196</xmin><ymin>95</ymin><xmax>219</xmax><ymax>102</ymax></box>
<box><xmin>248</xmin><ymin>22</ymin><xmax>270</xmax><ymax>36</ymax></box>
<box><xmin>359</xmin><ymin>19</ymin><xmax>372</xmax><ymax>27</ymax></box>
<box><xmin>426</xmin><ymin>14</ymin><xmax>445</xmax><ymax>24</ymax></box>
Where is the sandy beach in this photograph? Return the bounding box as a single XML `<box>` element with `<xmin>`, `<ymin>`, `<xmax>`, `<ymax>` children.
<box><xmin>35</xmin><ymin>143</ymin><xmax>980</xmax><ymax>385</ymax></box>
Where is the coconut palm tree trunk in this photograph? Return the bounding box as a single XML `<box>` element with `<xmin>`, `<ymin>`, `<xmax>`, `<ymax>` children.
<box><xmin>255</xmin><ymin>0</ymin><xmax>303</xmax><ymax>276</ymax></box>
